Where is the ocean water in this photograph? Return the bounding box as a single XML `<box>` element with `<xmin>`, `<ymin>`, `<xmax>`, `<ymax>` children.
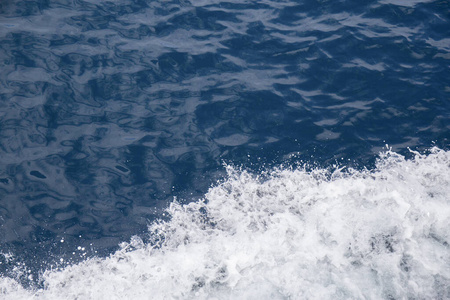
<box><xmin>0</xmin><ymin>0</ymin><xmax>449</xmax><ymax>298</ymax></box>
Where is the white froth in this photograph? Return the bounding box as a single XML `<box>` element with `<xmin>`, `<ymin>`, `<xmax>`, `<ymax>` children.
<box><xmin>1</xmin><ymin>148</ymin><xmax>450</xmax><ymax>299</ymax></box>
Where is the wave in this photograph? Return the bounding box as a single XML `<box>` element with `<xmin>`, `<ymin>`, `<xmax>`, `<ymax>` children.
<box><xmin>1</xmin><ymin>148</ymin><xmax>450</xmax><ymax>299</ymax></box>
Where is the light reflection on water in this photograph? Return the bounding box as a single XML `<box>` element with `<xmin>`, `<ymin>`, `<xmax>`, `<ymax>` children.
<box><xmin>0</xmin><ymin>0</ymin><xmax>449</xmax><ymax>286</ymax></box>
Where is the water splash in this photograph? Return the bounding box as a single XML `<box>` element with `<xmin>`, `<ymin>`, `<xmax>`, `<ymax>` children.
<box><xmin>1</xmin><ymin>148</ymin><xmax>450</xmax><ymax>299</ymax></box>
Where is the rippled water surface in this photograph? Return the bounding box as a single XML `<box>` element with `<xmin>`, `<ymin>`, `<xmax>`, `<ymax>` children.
<box><xmin>0</xmin><ymin>0</ymin><xmax>449</xmax><ymax>295</ymax></box>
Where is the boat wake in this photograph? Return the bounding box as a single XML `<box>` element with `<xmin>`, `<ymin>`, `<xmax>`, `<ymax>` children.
<box><xmin>1</xmin><ymin>148</ymin><xmax>450</xmax><ymax>299</ymax></box>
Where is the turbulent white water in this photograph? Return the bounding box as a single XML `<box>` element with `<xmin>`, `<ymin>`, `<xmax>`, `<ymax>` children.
<box><xmin>1</xmin><ymin>148</ymin><xmax>450</xmax><ymax>299</ymax></box>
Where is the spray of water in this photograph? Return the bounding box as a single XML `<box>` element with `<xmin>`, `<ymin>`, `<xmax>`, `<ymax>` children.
<box><xmin>1</xmin><ymin>148</ymin><xmax>449</xmax><ymax>299</ymax></box>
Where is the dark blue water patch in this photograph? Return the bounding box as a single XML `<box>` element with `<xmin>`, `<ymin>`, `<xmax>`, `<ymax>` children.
<box><xmin>30</xmin><ymin>170</ymin><xmax>47</xmax><ymax>179</ymax></box>
<box><xmin>0</xmin><ymin>0</ymin><xmax>449</xmax><ymax>285</ymax></box>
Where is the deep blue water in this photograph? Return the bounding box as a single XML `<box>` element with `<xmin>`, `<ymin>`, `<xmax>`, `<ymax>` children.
<box><xmin>0</xmin><ymin>0</ymin><xmax>449</xmax><ymax>288</ymax></box>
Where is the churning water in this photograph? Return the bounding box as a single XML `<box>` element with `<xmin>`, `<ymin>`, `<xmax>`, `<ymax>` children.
<box><xmin>2</xmin><ymin>148</ymin><xmax>450</xmax><ymax>299</ymax></box>
<box><xmin>0</xmin><ymin>0</ymin><xmax>449</xmax><ymax>298</ymax></box>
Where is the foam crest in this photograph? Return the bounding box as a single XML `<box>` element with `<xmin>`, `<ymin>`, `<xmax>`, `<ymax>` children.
<box><xmin>1</xmin><ymin>148</ymin><xmax>450</xmax><ymax>299</ymax></box>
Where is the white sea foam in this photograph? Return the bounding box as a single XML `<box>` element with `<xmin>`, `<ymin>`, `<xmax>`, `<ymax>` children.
<box><xmin>1</xmin><ymin>148</ymin><xmax>450</xmax><ymax>299</ymax></box>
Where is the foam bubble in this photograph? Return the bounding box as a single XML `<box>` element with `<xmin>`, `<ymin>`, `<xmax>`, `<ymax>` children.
<box><xmin>1</xmin><ymin>148</ymin><xmax>450</xmax><ymax>299</ymax></box>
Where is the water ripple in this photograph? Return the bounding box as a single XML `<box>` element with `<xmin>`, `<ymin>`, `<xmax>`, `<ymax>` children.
<box><xmin>0</xmin><ymin>0</ymin><xmax>448</xmax><ymax>277</ymax></box>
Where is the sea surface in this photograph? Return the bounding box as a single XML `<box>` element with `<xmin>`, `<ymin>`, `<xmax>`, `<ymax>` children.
<box><xmin>0</xmin><ymin>0</ymin><xmax>449</xmax><ymax>298</ymax></box>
